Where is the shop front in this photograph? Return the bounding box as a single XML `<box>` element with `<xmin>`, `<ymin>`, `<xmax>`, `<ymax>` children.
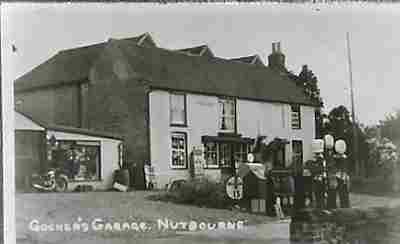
<box><xmin>45</xmin><ymin>129</ymin><xmax>123</xmax><ymax>191</ymax></box>
<box><xmin>15</xmin><ymin>111</ymin><xmax>123</xmax><ymax>192</ymax></box>
<box><xmin>201</xmin><ymin>133</ymin><xmax>254</xmax><ymax>182</ymax></box>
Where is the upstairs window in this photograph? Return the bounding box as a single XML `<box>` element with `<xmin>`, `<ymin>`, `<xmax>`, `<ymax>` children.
<box><xmin>170</xmin><ymin>93</ymin><xmax>187</xmax><ymax>126</ymax></box>
<box><xmin>171</xmin><ymin>132</ymin><xmax>187</xmax><ymax>169</ymax></box>
<box><xmin>218</xmin><ymin>98</ymin><xmax>236</xmax><ymax>132</ymax></box>
<box><xmin>291</xmin><ymin>105</ymin><xmax>301</xmax><ymax>129</ymax></box>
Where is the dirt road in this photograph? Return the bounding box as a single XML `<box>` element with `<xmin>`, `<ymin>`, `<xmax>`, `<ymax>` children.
<box><xmin>15</xmin><ymin>191</ymin><xmax>400</xmax><ymax>244</ymax></box>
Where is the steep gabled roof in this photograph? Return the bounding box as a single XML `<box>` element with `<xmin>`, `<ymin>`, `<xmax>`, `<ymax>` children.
<box><xmin>230</xmin><ymin>55</ymin><xmax>264</xmax><ymax>66</ymax></box>
<box><xmin>15</xmin><ymin>42</ymin><xmax>105</xmax><ymax>91</ymax></box>
<box><xmin>176</xmin><ymin>45</ymin><xmax>214</xmax><ymax>57</ymax></box>
<box><xmin>14</xmin><ymin>33</ymin><xmax>155</xmax><ymax>92</ymax></box>
<box><xmin>15</xmin><ymin>36</ymin><xmax>318</xmax><ymax>107</ymax></box>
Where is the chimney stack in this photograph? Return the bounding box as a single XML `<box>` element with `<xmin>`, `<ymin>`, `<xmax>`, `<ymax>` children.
<box><xmin>272</xmin><ymin>42</ymin><xmax>277</xmax><ymax>53</ymax></box>
<box><xmin>268</xmin><ymin>42</ymin><xmax>285</xmax><ymax>71</ymax></box>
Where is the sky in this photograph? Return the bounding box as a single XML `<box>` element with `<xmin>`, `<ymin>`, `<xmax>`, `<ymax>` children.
<box><xmin>2</xmin><ymin>2</ymin><xmax>400</xmax><ymax>125</ymax></box>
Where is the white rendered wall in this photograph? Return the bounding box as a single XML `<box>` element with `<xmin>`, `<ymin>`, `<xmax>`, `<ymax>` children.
<box><xmin>149</xmin><ymin>90</ymin><xmax>316</xmax><ymax>188</ymax></box>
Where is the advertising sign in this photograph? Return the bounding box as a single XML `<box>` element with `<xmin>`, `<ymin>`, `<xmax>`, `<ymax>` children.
<box><xmin>226</xmin><ymin>176</ymin><xmax>243</xmax><ymax>200</ymax></box>
<box><xmin>192</xmin><ymin>147</ymin><xmax>205</xmax><ymax>178</ymax></box>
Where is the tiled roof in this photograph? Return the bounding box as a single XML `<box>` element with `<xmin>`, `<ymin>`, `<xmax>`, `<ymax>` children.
<box><xmin>14</xmin><ymin>33</ymin><xmax>154</xmax><ymax>92</ymax></box>
<box><xmin>122</xmin><ymin>32</ymin><xmax>156</xmax><ymax>47</ymax></box>
<box><xmin>113</xmin><ymin>39</ymin><xmax>318</xmax><ymax>106</ymax></box>
<box><xmin>15</xmin><ymin>34</ymin><xmax>318</xmax><ymax>106</ymax></box>
<box><xmin>15</xmin><ymin>110</ymin><xmax>124</xmax><ymax>140</ymax></box>
<box><xmin>176</xmin><ymin>45</ymin><xmax>214</xmax><ymax>57</ymax></box>
<box><xmin>230</xmin><ymin>55</ymin><xmax>264</xmax><ymax>66</ymax></box>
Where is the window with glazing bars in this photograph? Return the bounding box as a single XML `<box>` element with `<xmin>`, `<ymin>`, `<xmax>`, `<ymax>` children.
<box><xmin>291</xmin><ymin>105</ymin><xmax>301</xmax><ymax>129</ymax></box>
<box><xmin>171</xmin><ymin>132</ymin><xmax>187</xmax><ymax>169</ymax></box>
<box><xmin>218</xmin><ymin>98</ymin><xmax>236</xmax><ymax>132</ymax></box>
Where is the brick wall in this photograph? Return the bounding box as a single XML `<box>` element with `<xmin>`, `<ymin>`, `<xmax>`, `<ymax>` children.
<box><xmin>87</xmin><ymin>78</ymin><xmax>150</xmax><ymax>168</ymax></box>
<box><xmin>16</xmin><ymin>85</ymin><xmax>81</xmax><ymax>128</ymax></box>
<box><xmin>88</xmin><ymin>47</ymin><xmax>150</xmax><ymax>188</ymax></box>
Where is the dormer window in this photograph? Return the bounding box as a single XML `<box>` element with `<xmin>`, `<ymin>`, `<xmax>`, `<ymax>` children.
<box><xmin>218</xmin><ymin>98</ymin><xmax>236</xmax><ymax>132</ymax></box>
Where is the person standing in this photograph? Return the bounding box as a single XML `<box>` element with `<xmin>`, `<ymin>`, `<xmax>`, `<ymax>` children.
<box><xmin>312</xmin><ymin>154</ymin><xmax>325</xmax><ymax>209</ymax></box>
<box><xmin>265</xmin><ymin>161</ymin><xmax>276</xmax><ymax>216</ymax></box>
<box><xmin>327</xmin><ymin>173</ymin><xmax>338</xmax><ymax>209</ymax></box>
<box><xmin>336</xmin><ymin>156</ymin><xmax>350</xmax><ymax>208</ymax></box>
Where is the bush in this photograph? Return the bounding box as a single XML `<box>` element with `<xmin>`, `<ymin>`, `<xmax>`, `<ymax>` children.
<box><xmin>149</xmin><ymin>177</ymin><xmax>234</xmax><ymax>209</ymax></box>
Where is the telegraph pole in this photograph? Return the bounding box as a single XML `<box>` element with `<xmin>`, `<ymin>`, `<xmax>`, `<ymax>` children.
<box><xmin>346</xmin><ymin>32</ymin><xmax>360</xmax><ymax>177</ymax></box>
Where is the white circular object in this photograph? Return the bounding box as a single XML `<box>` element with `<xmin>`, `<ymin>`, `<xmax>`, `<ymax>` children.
<box><xmin>335</xmin><ymin>140</ymin><xmax>347</xmax><ymax>154</ymax></box>
<box><xmin>324</xmin><ymin>134</ymin><xmax>335</xmax><ymax>149</ymax></box>
<box><xmin>247</xmin><ymin>153</ymin><xmax>255</xmax><ymax>163</ymax></box>
<box><xmin>226</xmin><ymin>176</ymin><xmax>243</xmax><ymax>200</ymax></box>
<box><xmin>312</xmin><ymin>139</ymin><xmax>324</xmax><ymax>153</ymax></box>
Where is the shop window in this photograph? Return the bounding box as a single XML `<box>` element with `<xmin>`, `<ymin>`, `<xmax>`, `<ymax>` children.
<box><xmin>171</xmin><ymin>132</ymin><xmax>187</xmax><ymax>169</ymax></box>
<box><xmin>203</xmin><ymin>142</ymin><xmax>252</xmax><ymax>169</ymax></box>
<box><xmin>219</xmin><ymin>143</ymin><xmax>232</xmax><ymax>168</ymax></box>
<box><xmin>292</xmin><ymin>140</ymin><xmax>303</xmax><ymax>171</ymax></box>
<box><xmin>204</xmin><ymin>142</ymin><xmax>218</xmax><ymax>168</ymax></box>
<box><xmin>291</xmin><ymin>105</ymin><xmax>301</xmax><ymax>129</ymax></box>
<box><xmin>218</xmin><ymin>98</ymin><xmax>236</xmax><ymax>132</ymax></box>
<box><xmin>234</xmin><ymin>143</ymin><xmax>250</xmax><ymax>164</ymax></box>
<box><xmin>170</xmin><ymin>93</ymin><xmax>187</xmax><ymax>126</ymax></box>
<box><xmin>51</xmin><ymin>140</ymin><xmax>101</xmax><ymax>181</ymax></box>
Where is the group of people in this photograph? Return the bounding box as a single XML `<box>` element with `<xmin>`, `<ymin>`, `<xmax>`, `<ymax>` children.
<box><xmin>263</xmin><ymin>153</ymin><xmax>350</xmax><ymax>217</ymax></box>
<box><xmin>302</xmin><ymin>153</ymin><xmax>350</xmax><ymax>210</ymax></box>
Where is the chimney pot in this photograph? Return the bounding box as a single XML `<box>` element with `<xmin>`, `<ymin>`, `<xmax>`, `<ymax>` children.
<box><xmin>268</xmin><ymin>41</ymin><xmax>286</xmax><ymax>71</ymax></box>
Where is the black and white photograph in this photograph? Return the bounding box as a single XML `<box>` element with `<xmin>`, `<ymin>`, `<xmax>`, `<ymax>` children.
<box><xmin>2</xmin><ymin>2</ymin><xmax>400</xmax><ymax>243</ymax></box>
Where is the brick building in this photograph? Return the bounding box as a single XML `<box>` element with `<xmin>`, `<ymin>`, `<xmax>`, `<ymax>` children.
<box><xmin>15</xmin><ymin>33</ymin><xmax>319</xmax><ymax>189</ymax></box>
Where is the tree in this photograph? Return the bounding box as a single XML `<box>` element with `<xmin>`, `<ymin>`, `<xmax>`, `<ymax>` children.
<box><xmin>288</xmin><ymin>65</ymin><xmax>323</xmax><ymax>107</ymax></box>
<box><xmin>380</xmin><ymin>109</ymin><xmax>400</xmax><ymax>142</ymax></box>
<box><xmin>288</xmin><ymin>65</ymin><xmax>324</xmax><ymax>138</ymax></box>
<box><xmin>321</xmin><ymin>105</ymin><xmax>369</xmax><ymax>176</ymax></box>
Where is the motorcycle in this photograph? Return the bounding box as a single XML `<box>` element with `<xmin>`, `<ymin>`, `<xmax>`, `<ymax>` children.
<box><xmin>31</xmin><ymin>168</ymin><xmax>69</xmax><ymax>192</ymax></box>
